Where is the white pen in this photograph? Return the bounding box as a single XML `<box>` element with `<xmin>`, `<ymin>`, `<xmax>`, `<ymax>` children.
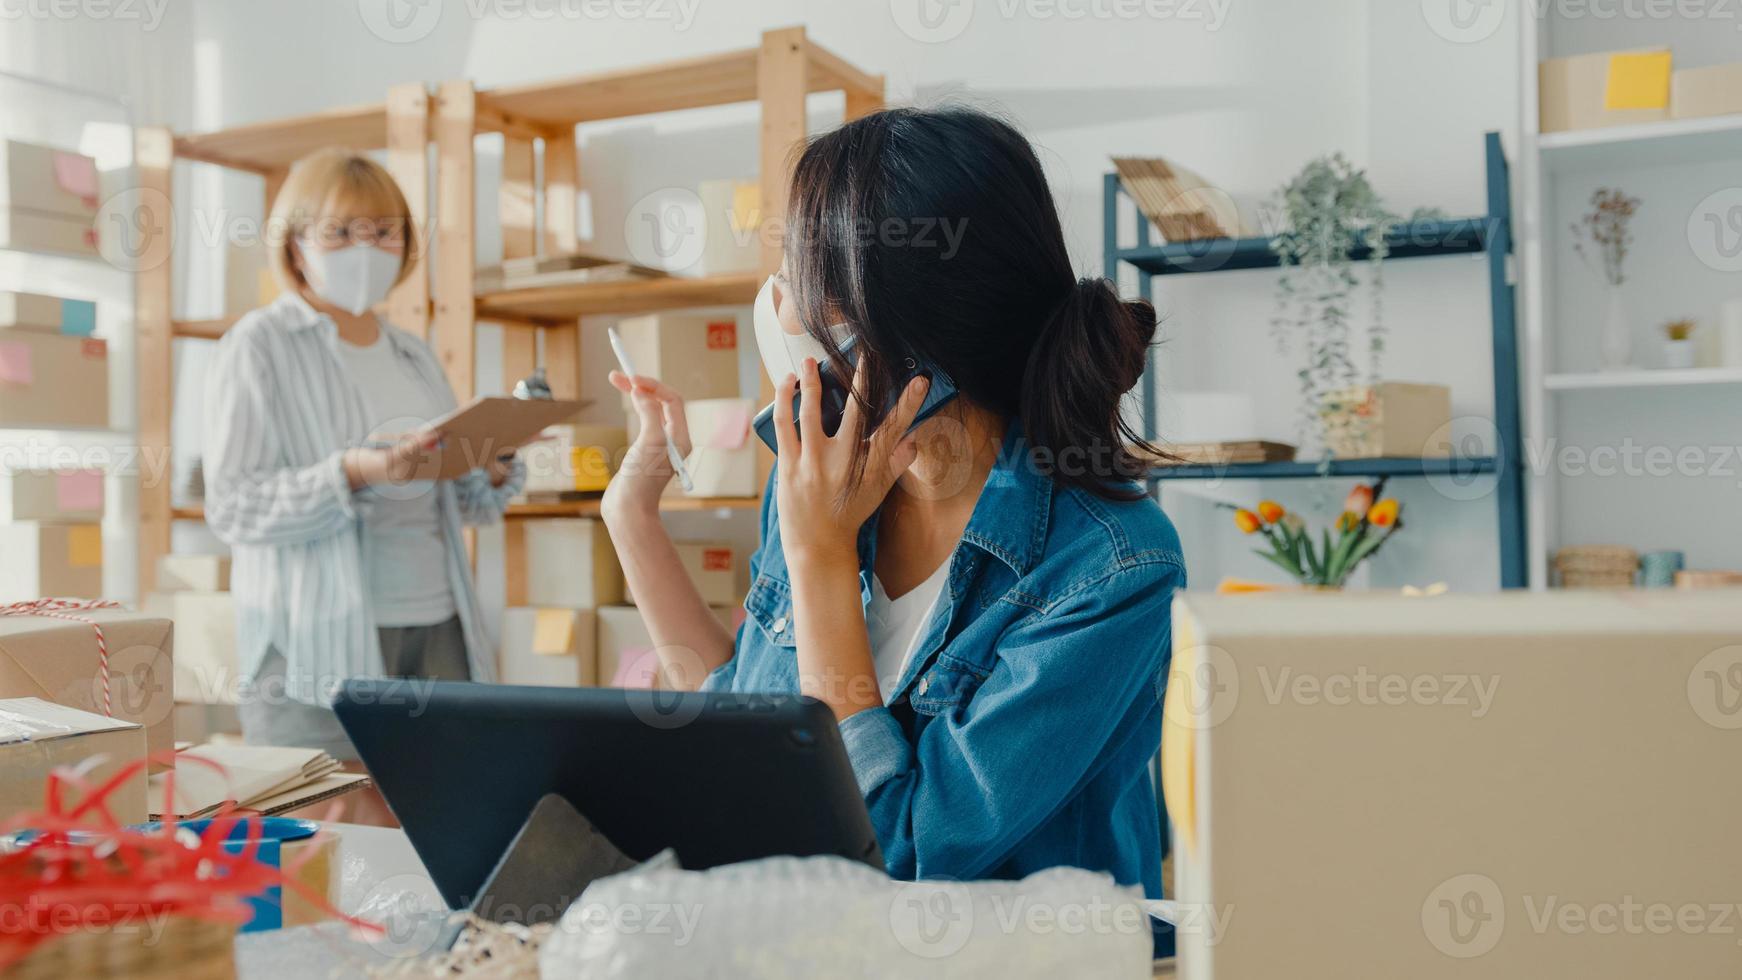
<box><xmin>607</xmin><ymin>326</ymin><xmax>694</xmax><ymax>493</ymax></box>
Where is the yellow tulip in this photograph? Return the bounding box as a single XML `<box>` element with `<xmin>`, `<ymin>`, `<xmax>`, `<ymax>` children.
<box><xmin>1257</xmin><ymin>500</ymin><xmax>1285</xmax><ymax>524</ymax></box>
<box><xmin>1233</xmin><ymin>509</ymin><xmax>1262</xmax><ymax>534</ymax></box>
<box><xmin>1369</xmin><ymin>499</ymin><xmax>1400</xmax><ymax>528</ymax></box>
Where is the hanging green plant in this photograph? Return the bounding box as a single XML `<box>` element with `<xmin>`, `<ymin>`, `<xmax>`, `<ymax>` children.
<box><xmin>1268</xmin><ymin>155</ymin><xmax>1442</xmax><ymax>455</ymax></box>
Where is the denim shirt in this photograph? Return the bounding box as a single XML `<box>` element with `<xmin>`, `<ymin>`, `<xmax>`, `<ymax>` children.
<box><xmin>702</xmin><ymin>422</ymin><xmax>1185</xmax><ymax>898</ymax></box>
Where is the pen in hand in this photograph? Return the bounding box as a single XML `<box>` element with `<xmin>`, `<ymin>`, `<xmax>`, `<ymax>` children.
<box><xmin>607</xmin><ymin>326</ymin><xmax>694</xmax><ymax>493</ymax></box>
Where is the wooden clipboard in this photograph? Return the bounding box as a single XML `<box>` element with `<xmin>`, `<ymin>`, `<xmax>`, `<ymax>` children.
<box><xmin>418</xmin><ymin>397</ymin><xmax>585</xmax><ymax>479</ymax></box>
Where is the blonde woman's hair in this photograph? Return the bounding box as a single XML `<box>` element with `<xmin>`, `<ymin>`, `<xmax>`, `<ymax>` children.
<box><xmin>267</xmin><ymin>148</ymin><xmax>419</xmax><ymax>294</ymax></box>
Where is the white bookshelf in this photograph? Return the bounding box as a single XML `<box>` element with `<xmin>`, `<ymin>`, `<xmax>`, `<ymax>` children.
<box><xmin>1518</xmin><ymin>15</ymin><xmax>1742</xmax><ymax>587</ymax></box>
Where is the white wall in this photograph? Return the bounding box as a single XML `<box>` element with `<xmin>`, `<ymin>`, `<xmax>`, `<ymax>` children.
<box><xmin>134</xmin><ymin>0</ymin><xmax>1522</xmax><ymax>601</ymax></box>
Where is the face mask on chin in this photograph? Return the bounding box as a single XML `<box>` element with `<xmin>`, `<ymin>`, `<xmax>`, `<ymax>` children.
<box><xmin>297</xmin><ymin>241</ymin><xmax>401</xmax><ymax>316</ymax></box>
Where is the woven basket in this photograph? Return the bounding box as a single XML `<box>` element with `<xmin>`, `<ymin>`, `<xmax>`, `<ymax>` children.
<box><xmin>8</xmin><ymin>915</ymin><xmax>236</xmax><ymax>980</ymax></box>
<box><xmin>1554</xmin><ymin>546</ymin><xmax>1639</xmax><ymax>589</ymax></box>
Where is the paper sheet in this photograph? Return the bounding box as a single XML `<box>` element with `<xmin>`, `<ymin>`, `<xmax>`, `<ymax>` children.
<box><xmin>66</xmin><ymin>525</ymin><xmax>102</xmax><ymax>567</ymax></box>
<box><xmin>0</xmin><ymin>342</ymin><xmax>32</xmax><ymax>384</ymax></box>
<box><xmin>611</xmin><ymin>647</ymin><xmax>660</xmax><ymax>688</ymax></box>
<box><xmin>1605</xmin><ymin>51</ymin><xmax>1672</xmax><ymax>110</ymax></box>
<box><xmin>532</xmin><ymin>608</ymin><xmax>575</xmax><ymax>654</ymax></box>
<box><xmin>55</xmin><ymin>471</ymin><xmax>102</xmax><ymax>512</ymax></box>
<box><xmin>708</xmin><ymin>402</ymin><xmax>751</xmax><ymax>450</ymax></box>
<box><xmin>51</xmin><ymin>151</ymin><xmax>99</xmax><ymax>200</ymax></box>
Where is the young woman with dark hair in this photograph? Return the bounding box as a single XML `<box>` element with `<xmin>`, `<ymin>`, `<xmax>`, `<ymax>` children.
<box><xmin>602</xmin><ymin>106</ymin><xmax>1183</xmax><ymax>917</ymax></box>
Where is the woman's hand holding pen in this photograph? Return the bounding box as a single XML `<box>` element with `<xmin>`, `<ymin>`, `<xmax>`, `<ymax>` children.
<box><xmin>601</xmin><ymin>370</ymin><xmax>693</xmax><ymax>520</ymax></box>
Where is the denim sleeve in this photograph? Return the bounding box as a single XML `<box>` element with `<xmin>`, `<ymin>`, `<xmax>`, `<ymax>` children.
<box><xmin>702</xmin><ymin>468</ymin><xmax>779</xmax><ymax>694</ymax></box>
<box><xmin>838</xmin><ymin>557</ymin><xmax>1181</xmax><ymax>882</ymax></box>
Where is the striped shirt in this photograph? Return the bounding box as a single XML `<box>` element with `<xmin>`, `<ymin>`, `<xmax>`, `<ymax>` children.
<box><xmin>204</xmin><ymin>293</ymin><xmax>520</xmax><ymax>705</ymax></box>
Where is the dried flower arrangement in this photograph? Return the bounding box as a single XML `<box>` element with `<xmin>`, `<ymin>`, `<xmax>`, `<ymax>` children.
<box><xmin>1570</xmin><ymin>187</ymin><xmax>1641</xmax><ymax>287</ymax></box>
<box><xmin>1663</xmin><ymin>318</ymin><xmax>1696</xmax><ymax>341</ymax></box>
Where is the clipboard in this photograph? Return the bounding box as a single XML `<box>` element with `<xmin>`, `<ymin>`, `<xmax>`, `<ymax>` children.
<box><xmin>419</xmin><ymin>396</ymin><xmax>585</xmax><ymax>479</ymax></box>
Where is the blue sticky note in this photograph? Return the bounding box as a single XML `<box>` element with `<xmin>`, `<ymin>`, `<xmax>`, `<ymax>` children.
<box><xmin>59</xmin><ymin>299</ymin><xmax>96</xmax><ymax>337</ymax></box>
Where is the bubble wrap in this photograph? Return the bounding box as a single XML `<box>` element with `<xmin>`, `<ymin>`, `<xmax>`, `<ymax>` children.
<box><xmin>538</xmin><ymin>855</ymin><xmax>1152</xmax><ymax>979</ymax></box>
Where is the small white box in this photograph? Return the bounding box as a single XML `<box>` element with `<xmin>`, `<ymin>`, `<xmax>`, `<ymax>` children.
<box><xmin>682</xmin><ymin>397</ymin><xmax>757</xmax><ymax>497</ymax></box>
<box><xmin>698</xmin><ymin>178</ymin><xmax>761</xmax><ymax>277</ymax></box>
<box><xmin>614</xmin><ymin>313</ymin><xmax>741</xmax><ymax>409</ymax></box>
<box><xmin>0</xmin><ymin>141</ymin><xmax>101</xmax><ymax>218</ymax></box>
<box><xmin>500</xmin><ymin>607</ymin><xmax>597</xmax><ymax>687</ymax></box>
<box><xmin>524</xmin><ymin>518</ymin><xmax>623</xmax><ymax>608</ymax></box>
<box><xmin>626</xmin><ymin>541</ymin><xmax>741</xmax><ymax>607</ymax></box>
<box><xmin>0</xmin><ymin>470</ymin><xmax>103</xmax><ymax>522</ymax></box>
<box><xmin>0</xmin><ymin>208</ymin><xmax>98</xmax><ymax>257</ymax></box>
<box><xmin>156</xmin><ymin>554</ymin><xmax>231</xmax><ymax>593</ymax></box>
<box><xmin>0</xmin><ymin>522</ymin><xmax>102</xmax><ymax>602</ymax></box>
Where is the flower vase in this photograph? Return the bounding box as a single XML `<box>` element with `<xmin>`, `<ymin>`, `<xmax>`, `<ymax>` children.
<box><xmin>1601</xmin><ymin>286</ymin><xmax>1632</xmax><ymax>370</ymax></box>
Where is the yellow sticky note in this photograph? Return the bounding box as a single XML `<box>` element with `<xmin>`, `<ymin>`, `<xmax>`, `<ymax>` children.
<box><xmin>1605</xmin><ymin>51</ymin><xmax>1672</xmax><ymax>111</ymax></box>
<box><xmin>67</xmin><ymin>525</ymin><xmax>103</xmax><ymax>568</ymax></box>
<box><xmin>532</xmin><ymin>609</ymin><xmax>574</xmax><ymax>655</ymax></box>
<box><xmin>1160</xmin><ymin>605</ymin><xmax>1200</xmax><ymax>858</ymax></box>
<box><xmin>730</xmin><ymin>183</ymin><xmax>761</xmax><ymax>233</ymax></box>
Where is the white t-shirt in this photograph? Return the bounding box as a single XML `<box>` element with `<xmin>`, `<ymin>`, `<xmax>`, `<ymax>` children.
<box><xmin>867</xmin><ymin>558</ymin><xmax>951</xmax><ymax>703</ymax></box>
<box><xmin>335</xmin><ymin>329</ymin><xmax>457</xmax><ymax>628</ymax></box>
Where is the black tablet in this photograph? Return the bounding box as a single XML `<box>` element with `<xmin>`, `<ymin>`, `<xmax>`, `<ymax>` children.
<box><xmin>333</xmin><ymin>680</ymin><xmax>883</xmax><ymax>911</ymax></box>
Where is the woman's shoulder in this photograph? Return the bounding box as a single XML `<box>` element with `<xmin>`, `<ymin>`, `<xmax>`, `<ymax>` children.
<box><xmin>1041</xmin><ymin>483</ymin><xmax>1185</xmax><ymax>590</ymax></box>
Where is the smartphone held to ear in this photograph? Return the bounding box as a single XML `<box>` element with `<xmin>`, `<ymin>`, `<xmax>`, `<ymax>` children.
<box><xmin>751</xmin><ymin>345</ymin><xmax>959</xmax><ymax>454</ymax></box>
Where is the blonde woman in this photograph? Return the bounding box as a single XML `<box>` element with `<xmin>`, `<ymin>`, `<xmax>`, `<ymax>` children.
<box><xmin>205</xmin><ymin>149</ymin><xmax>521</xmax><ymax>772</ymax></box>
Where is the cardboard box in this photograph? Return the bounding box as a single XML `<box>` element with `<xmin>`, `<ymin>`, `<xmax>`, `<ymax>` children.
<box><xmin>614</xmin><ymin>313</ymin><xmax>740</xmax><ymax>410</ymax></box>
<box><xmin>0</xmin><ymin>697</ymin><xmax>146</xmax><ymax>825</ymax></box>
<box><xmin>520</xmin><ymin>424</ymin><xmax>628</xmax><ymax>495</ymax></box>
<box><xmin>0</xmin><ymin>290</ymin><xmax>96</xmax><ymax>335</ymax></box>
<box><xmin>156</xmin><ymin>554</ymin><xmax>231</xmax><ymax>592</ymax></box>
<box><xmin>0</xmin><ymin>522</ymin><xmax>104</xmax><ymax>601</ymax></box>
<box><xmin>0</xmin><ymin>141</ymin><xmax>101</xmax><ymax>218</ymax></box>
<box><xmin>1671</xmin><ymin>62</ymin><xmax>1742</xmax><ymax>120</ymax></box>
<box><xmin>0</xmin><ymin>207</ymin><xmax>99</xmax><ymax>257</ymax></box>
<box><xmin>1164</xmin><ymin>591</ymin><xmax>1742</xmax><ymax>980</ymax></box>
<box><xmin>150</xmin><ymin>591</ymin><xmax>237</xmax><ymax>705</ymax></box>
<box><xmin>1320</xmin><ymin>382</ymin><xmax>1451</xmax><ymax>459</ymax></box>
<box><xmin>1540</xmin><ymin>49</ymin><xmax>1673</xmax><ymax>133</ymax></box>
<box><xmin>626</xmin><ymin>541</ymin><xmax>741</xmax><ymax>607</ymax></box>
<box><xmin>524</xmin><ymin>518</ymin><xmax>623</xmax><ymax>608</ymax></box>
<box><xmin>0</xmin><ymin>609</ymin><xmax>175</xmax><ymax>765</ymax></box>
<box><xmin>682</xmin><ymin>397</ymin><xmax>757</xmax><ymax>497</ymax></box>
<box><xmin>698</xmin><ymin>178</ymin><xmax>762</xmax><ymax>276</ymax></box>
<box><xmin>595</xmin><ymin>604</ymin><xmax>736</xmax><ymax>690</ymax></box>
<box><xmin>500</xmin><ymin>607</ymin><xmax>597</xmax><ymax>687</ymax></box>
<box><xmin>0</xmin><ymin>331</ymin><xmax>110</xmax><ymax>428</ymax></box>
<box><xmin>0</xmin><ymin>469</ymin><xmax>104</xmax><ymax>522</ymax></box>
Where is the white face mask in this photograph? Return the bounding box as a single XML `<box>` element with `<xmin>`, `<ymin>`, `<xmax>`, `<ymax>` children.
<box><xmin>752</xmin><ymin>275</ymin><xmax>850</xmax><ymax>383</ymax></box>
<box><xmin>298</xmin><ymin>242</ymin><xmax>401</xmax><ymax>316</ymax></box>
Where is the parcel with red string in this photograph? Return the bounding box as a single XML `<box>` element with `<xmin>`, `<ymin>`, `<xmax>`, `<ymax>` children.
<box><xmin>0</xmin><ymin>606</ymin><xmax>173</xmax><ymax>764</ymax></box>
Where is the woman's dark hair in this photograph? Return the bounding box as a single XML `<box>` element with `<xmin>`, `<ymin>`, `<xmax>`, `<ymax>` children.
<box><xmin>786</xmin><ymin>105</ymin><xmax>1160</xmax><ymax>500</ymax></box>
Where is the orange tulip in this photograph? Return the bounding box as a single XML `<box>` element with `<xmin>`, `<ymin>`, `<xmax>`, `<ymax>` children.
<box><xmin>1257</xmin><ymin>500</ymin><xmax>1285</xmax><ymax>524</ymax></box>
<box><xmin>1369</xmin><ymin>499</ymin><xmax>1400</xmax><ymax>528</ymax></box>
<box><xmin>1344</xmin><ymin>483</ymin><xmax>1374</xmax><ymax>518</ymax></box>
<box><xmin>1233</xmin><ymin>508</ymin><xmax>1262</xmax><ymax>534</ymax></box>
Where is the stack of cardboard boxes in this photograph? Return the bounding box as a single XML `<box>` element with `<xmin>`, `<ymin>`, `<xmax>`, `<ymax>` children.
<box><xmin>614</xmin><ymin>313</ymin><xmax>758</xmax><ymax>499</ymax></box>
<box><xmin>501</xmin><ymin>519</ymin><xmax>746</xmax><ymax>690</ymax></box>
<box><xmin>1541</xmin><ymin>48</ymin><xmax>1742</xmax><ymax>133</ymax></box>
<box><xmin>0</xmin><ymin>140</ymin><xmax>101</xmax><ymax>258</ymax></box>
<box><xmin>0</xmin><ymin>469</ymin><xmax>106</xmax><ymax>602</ymax></box>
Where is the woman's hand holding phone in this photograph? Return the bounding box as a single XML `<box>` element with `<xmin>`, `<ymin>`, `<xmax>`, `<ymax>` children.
<box><xmin>775</xmin><ymin>357</ymin><xmax>929</xmax><ymax>572</ymax></box>
<box><xmin>601</xmin><ymin>369</ymin><xmax>693</xmax><ymax>520</ymax></box>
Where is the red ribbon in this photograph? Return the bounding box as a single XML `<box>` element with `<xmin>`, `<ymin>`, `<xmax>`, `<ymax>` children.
<box><xmin>0</xmin><ymin>598</ymin><xmax>124</xmax><ymax>716</ymax></box>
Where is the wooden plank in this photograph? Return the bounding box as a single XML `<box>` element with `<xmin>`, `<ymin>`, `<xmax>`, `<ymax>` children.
<box><xmin>806</xmin><ymin>38</ymin><xmax>882</xmax><ymax>100</ymax></box>
<box><xmin>501</xmin><ymin>323</ymin><xmax>538</xmax><ymax>607</ymax></box>
<box><xmin>432</xmin><ymin>80</ymin><xmax>477</xmax><ymax>402</ymax></box>
<box><xmin>135</xmin><ymin>127</ymin><xmax>176</xmax><ymax>598</ymax></box>
<box><xmin>542</xmin><ymin>128</ymin><xmax>579</xmax><ymax>256</ymax></box>
<box><xmin>475</xmin><ymin>272</ymin><xmax>759</xmax><ymax>322</ymax></box>
<box><xmin>385</xmin><ymin>83</ymin><xmax>431</xmax><ymax>338</ymax></box>
<box><xmin>262</xmin><ymin>168</ymin><xmax>287</xmax><ymax>212</ymax></box>
<box><xmin>542</xmin><ymin>326</ymin><xmax>579</xmax><ymax>401</ymax></box>
<box><xmin>479</xmin><ymin>48</ymin><xmax>760</xmax><ymax>125</ymax></box>
<box><xmin>504</xmin><ymin>497</ymin><xmax>759</xmax><ymax>519</ymax></box>
<box><xmin>844</xmin><ymin>75</ymin><xmax>885</xmax><ymax>122</ymax></box>
<box><xmin>175</xmin><ymin>101</ymin><xmax>389</xmax><ymax>172</ymax></box>
<box><xmin>500</xmin><ymin>135</ymin><xmax>537</xmax><ymax>261</ymax></box>
<box><xmin>758</xmin><ymin>26</ymin><xmax>808</xmax><ymax>485</ymax></box>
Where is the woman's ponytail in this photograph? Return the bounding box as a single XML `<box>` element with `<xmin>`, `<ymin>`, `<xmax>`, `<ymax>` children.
<box><xmin>1019</xmin><ymin>278</ymin><xmax>1160</xmax><ymax>499</ymax></box>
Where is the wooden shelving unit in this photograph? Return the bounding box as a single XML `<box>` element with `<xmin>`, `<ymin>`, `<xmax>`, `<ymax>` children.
<box><xmin>136</xmin><ymin>27</ymin><xmax>883</xmax><ymax>603</ymax></box>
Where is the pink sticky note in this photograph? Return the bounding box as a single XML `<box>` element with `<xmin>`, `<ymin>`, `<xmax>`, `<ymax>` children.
<box><xmin>0</xmin><ymin>342</ymin><xmax>32</xmax><ymax>385</ymax></box>
<box><xmin>708</xmin><ymin>402</ymin><xmax>751</xmax><ymax>450</ymax></box>
<box><xmin>56</xmin><ymin>471</ymin><xmax>102</xmax><ymax>512</ymax></box>
<box><xmin>611</xmin><ymin>647</ymin><xmax>660</xmax><ymax>689</ymax></box>
<box><xmin>52</xmin><ymin>151</ymin><xmax>99</xmax><ymax>201</ymax></box>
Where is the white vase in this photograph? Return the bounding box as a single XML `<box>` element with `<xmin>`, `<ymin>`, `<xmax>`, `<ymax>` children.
<box><xmin>1663</xmin><ymin>338</ymin><xmax>1696</xmax><ymax>370</ymax></box>
<box><xmin>1601</xmin><ymin>286</ymin><xmax>1632</xmax><ymax>371</ymax></box>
